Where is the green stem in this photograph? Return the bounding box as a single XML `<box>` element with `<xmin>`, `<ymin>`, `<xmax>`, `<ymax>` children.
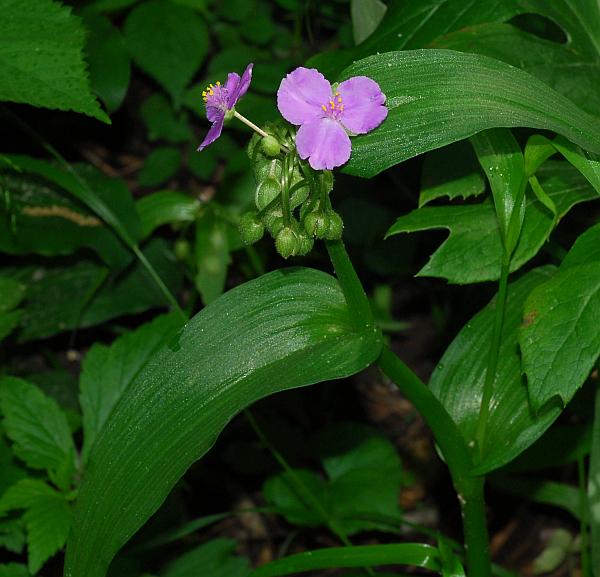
<box><xmin>233</xmin><ymin>111</ymin><xmax>290</xmax><ymax>153</ymax></box>
<box><xmin>377</xmin><ymin>346</ymin><xmax>491</xmax><ymax>577</ymax></box>
<box><xmin>325</xmin><ymin>239</ymin><xmax>373</xmax><ymax>332</ymax></box>
<box><xmin>475</xmin><ymin>254</ymin><xmax>510</xmax><ymax>456</ymax></box>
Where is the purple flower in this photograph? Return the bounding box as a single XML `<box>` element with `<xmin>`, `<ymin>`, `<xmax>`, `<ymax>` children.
<box><xmin>277</xmin><ymin>67</ymin><xmax>387</xmax><ymax>170</ymax></box>
<box><xmin>197</xmin><ymin>63</ymin><xmax>254</xmax><ymax>151</ymax></box>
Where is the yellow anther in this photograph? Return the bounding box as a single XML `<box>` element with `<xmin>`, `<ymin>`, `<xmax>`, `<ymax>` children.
<box><xmin>322</xmin><ymin>104</ymin><xmax>327</xmax><ymax>111</ymax></box>
<box><xmin>337</xmin><ymin>97</ymin><xmax>342</xmax><ymax>103</ymax></box>
<box><xmin>335</xmin><ymin>92</ymin><xmax>340</xmax><ymax>96</ymax></box>
<box><xmin>329</xmin><ymin>100</ymin><xmax>335</xmax><ymax>109</ymax></box>
<box><xmin>216</xmin><ymin>81</ymin><xmax>221</xmax><ymax>86</ymax></box>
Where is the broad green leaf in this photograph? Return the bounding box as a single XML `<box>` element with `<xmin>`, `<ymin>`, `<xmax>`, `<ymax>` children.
<box><xmin>64</xmin><ymin>268</ymin><xmax>382</xmax><ymax>577</ymax></box>
<box><xmin>249</xmin><ymin>543</ymin><xmax>443</xmax><ymax>577</ymax></box>
<box><xmin>81</xmin><ymin>11</ymin><xmax>131</xmax><ymax>114</ymax></box>
<box><xmin>548</xmin><ymin>136</ymin><xmax>600</xmax><ymax>195</ymax></box>
<box><xmin>589</xmin><ymin>386</ymin><xmax>600</xmax><ymax>574</ymax></box>
<box><xmin>195</xmin><ymin>210</ymin><xmax>230</xmax><ymax>305</ymax></box>
<box><xmin>387</xmin><ymin>162</ymin><xmax>597</xmax><ymax>284</ymax></box>
<box><xmin>470</xmin><ymin>129</ymin><xmax>526</xmax><ymax>255</ymax></box>
<box><xmin>430</xmin><ymin>267</ymin><xmax>562</xmax><ymax>473</ymax></box>
<box><xmin>141</xmin><ymin>93</ymin><xmax>193</xmax><ymax>143</ymax></box>
<box><xmin>419</xmin><ymin>141</ymin><xmax>485</xmax><ymax>207</ymax></box>
<box><xmin>0</xmin><ymin>519</ymin><xmax>26</xmax><ymax>554</ymax></box>
<box><xmin>0</xmin><ymin>564</ymin><xmax>29</xmax><ymax>577</ymax></box>
<box><xmin>137</xmin><ymin>191</ymin><xmax>200</xmax><ymax>239</ymax></box>
<box><xmin>491</xmin><ymin>475</ymin><xmax>581</xmax><ymax>520</ymax></box>
<box><xmin>0</xmin><ymin>379</ymin><xmax>76</xmax><ymax>489</ymax></box>
<box><xmin>124</xmin><ymin>0</ymin><xmax>209</xmax><ymax>104</ymax></box>
<box><xmin>80</xmin><ymin>314</ymin><xmax>184</xmax><ymax>464</ymax></box>
<box><xmin>0</xmin><ymin>0</ymin><xmax>109</xmax><ymax>123</ymax></box>
<box><xmin>3</xmin><ymin>155</ymin><xmax>143</xmax><ymax>248</ymax></box>
<box><xmin>338</xmin><ymin>50</ymin><xmax>600</xmax><ymax>178</ymax></box>
<box><xmin>0</xmin><ymin>172</ymin><xmax>131</xmax><ymax>268</ymax></box>
<box><xmin>351</xmin><ymin>0</ymin><xmax>387</xmax><ymax>45</ymax></box>
<box><xmin>138</xmin><ymin>147</ymin><xmax>181</xmax><ymax>188</ymax></box>
<box><xmin>16</xmin><ymin>238</ymin><xmax>182</xmax><ymax>342</ymax></box>
<box><xmin>161</xmin><ymin>538</ymin><xmax>249</xmax><ymax>577</ymax></box>
<box><xmin>520</xmin><ymin>222</ymin><xmax>600</xmax><ymax>411</ymax></box>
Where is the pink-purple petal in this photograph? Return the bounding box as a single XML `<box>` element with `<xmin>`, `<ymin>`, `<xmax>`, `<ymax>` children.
<box><xmin>197</xmin><ymin>116</ymin><xmax>224</xmax><ymax>151</ymax></box>
<box><xmin>227</xmin><ymin>63</ymin><xmax>253</xmax><ymax>109</ymax></box>
<box><xmin>206</xmin><ymin>104</ymin><xmax>224</xmax><ymax>123</ymax></box>
<box><xmin>296</xmin><ymin>118</ymin><xmax>351</xmax><ymax>170</ymax></box>
<box><xmin>224</xmin><ymin>72</ymin><xmax>240</xmax><ymax>97</ymax></box>
<box><xmin>277</xmin><ymin>67</ymin><xmax>332</xmax><ymax>125</ymax></box>
<box><xmin>338</xmin><ymin>75</ymin><xmax>387</xmax><ymax>134</ymax></box>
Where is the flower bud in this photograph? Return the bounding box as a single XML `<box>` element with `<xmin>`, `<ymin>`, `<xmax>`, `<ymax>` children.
<box><xmin>296</xmin><ymin>232</ymin><xmax>314</xmax><ymax>256</ymax></box>
<box><xmin>174</xmin><ymin>239</ymin><xmax>191</xmax><ymax>261</ymax></box>
<box><xmin>261</xmin><ymin>135</ymin><xmax>281</xmax><ymax>157</ymax></box>
<box><xmin>325</xmin><ymin>210</ymin><xmax>343</xmax><ymax>240</ymax></box>
<box><xmin>239</xmin><ymin>211</ymin><xmax>265</xmax><ymax>245</ymax></box>
<box><xmin>275</xmin><ymin>227</ymin><xmax>299</xmax><ymax>259</ymax></box>
<box><xmin>303</xmin><ymin>211</ymin><xmax>330</xmax><ymax>239</ymax></box>
<box><xmin>255</xmin><ymin>178</ymin><xmax>281</xmax><ymax>211</ymax></box>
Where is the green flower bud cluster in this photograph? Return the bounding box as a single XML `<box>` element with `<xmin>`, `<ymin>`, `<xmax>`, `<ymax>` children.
<box><xmin>239</xmin><ymin>122</ymin><xmax>344</xmax><ymax>259</ymax></box>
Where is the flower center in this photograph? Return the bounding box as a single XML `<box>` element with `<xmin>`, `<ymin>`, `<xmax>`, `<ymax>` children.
<box><xmin>202</xmin><ymin>81</ymin><xmax>228</xmax><ymax>110</ymax></box>
<box><xmin>321</xmin><ymin>92</ymin><xmax>344</xmax><ymax>119</ymax></box>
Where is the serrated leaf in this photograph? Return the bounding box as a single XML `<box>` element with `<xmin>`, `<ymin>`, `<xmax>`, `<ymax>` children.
<box><xmin>0</xmin><ymin>0</ymin><xmax>109</xmax><ymax>122</ymax></box>
<box><xmin>162</xmin><ymin>538</ymin><xmax>249</xmax><ymax>577</ymax></box>
<box><xmin>0</xmin><ymin>379</ymin><xmax>76</xmax><ymax>489</ymax></box>
<box><xmin>338</xmin><ymin>50</ymin><xmax>600</xmax><ymax>178</ymax></box>
<box><xmin>388</xmin><ymin>162</ymin><xmax>597</xmax><ymax>283</ymax></box>
<box><xmin>419</xmin><ymin>141</ymin><xmax>485</xmax><ymax>207</ymax></box>
<box><xmin>0</xmin><ymin>172</ymin><xmax>131</xmax><ymax>268</ymax></box>
<box><xmin>0</xmin><ymin>518</ymin><xmax>26</xmax><ymax>554</ymax></box>
<box><xmin>520</xmin><ymin>222</ymin><xmax>600</xmax><ymax>411</ymax></box>
<box><xmin>137</xmin><ymin>191</ymin><xmax>200</xmax><ymax>239</ymax></box>
<box><xmin>80</xmin><ymin>314</ymin><xmax>184</xmax><ymax>464</ymax></box>
<box><xmin>0</xmin><ymin>479</ymin><xmax>57</xmax><ymax>513</ymax></box>
<box><xmin>430</xmin><ymin>267</ymin><xmax>562</xmax><ymax>473</ymax></box>
<box><xmin>24</xmin><ymin>492</ymin><xmax>71</xmax><ymax>574</ymax></box>
<box><xmin>64</xmin><ymin>268</ymin><xmax>382</xmax><ymax>577</ymax></box>
<box><xmin>81</xmin><ymin>11</ymin><xmax>131</xmax><ymax>114</ymax></box>
<box><xmin>124</xmin><ymin>0</ymin><xmax>209</xmax><ymax>104</ymax></box>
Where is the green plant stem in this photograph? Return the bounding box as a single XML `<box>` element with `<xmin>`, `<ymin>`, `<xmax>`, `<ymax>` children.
<box><xmin>325</xmin><ymin>239</ymin><xmax>373</xmax><ymax>331</ymax></box>
<box><xmin>378</xmin><ymin>347</ymin><xmax>491</xmax><ymax>577</ymax></box>
<box><xmin>233</xmin><ymin>111</ymin><xmax>290</xmax><ymax>153</ymax></box>
<box><xmin>578</xmin><ymin>454</ymin><xmax>591</xmax><ymax>577</ymax></box>
<box><xmin>475</xmin><ymin>254</ymin><xmax>510</xmax><ymax>456</ymax></box>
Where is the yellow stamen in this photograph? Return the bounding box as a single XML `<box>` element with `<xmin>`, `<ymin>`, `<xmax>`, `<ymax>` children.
<box><xmin>330</xmin><ymin>100</ymin><xmax>335</xmax><ymax>109</ymax></box>
<box><xmin>216</xmin><ymin>81</ymin><xmax>221</xmax><ymax>86</ymax></box>
<box><xmin>335</xmin><ymin>92</ymin><xmax>340</xmax><ymax>96</ymax></box>
<box><xmin>337</xmin><ymin>97</ymin><xmax>342</xmax><ymax>103</ymax></box>
<box><xmin>322</xmin><ymin>104</ymin><xmax>327</xmax><ymax>111</ymax></box>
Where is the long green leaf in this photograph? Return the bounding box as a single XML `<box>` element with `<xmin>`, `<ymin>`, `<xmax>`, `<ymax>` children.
<box><xmin>250</xmin><ymin>544</ymin><xmax>441</xmax><ymax>577</ymax></box>
<box><xmin>339</xmin><ymin>50</ymin><xmax>600</xmax><ymax>177</ymax></box>
<box><xmin>430</xmin><ymin>267</ymin><xmax>562</xmax><ymax>473</ymax></box>
<box><xmin>64</xmin><ymin>267</ymin><xmax>382</xmax><ymax>577</ymax></box>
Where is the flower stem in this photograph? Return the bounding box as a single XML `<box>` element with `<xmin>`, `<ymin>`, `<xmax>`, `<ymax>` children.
<box><xmin>233</xmin><ymin>111</ymin><xmax>290</xmax><ymax>153</ymax></box>
<box><xmin>474</xmin><ymin>252</ymin><xmax>510</xmax><ymax>456</ymax></box>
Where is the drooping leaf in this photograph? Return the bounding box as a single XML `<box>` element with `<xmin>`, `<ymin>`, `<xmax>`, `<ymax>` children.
<box><xmin>136</xmin><ymin>191</ymin><xmax>200</xmax><ymax>239</ymax></box>
<box><xmin>0</xmin><ymin>0</ymin><xmax>109</xmax><ymax>122</ymax></box>
<box><xmin>470</xmin><ymin>128</ymin><xmax>526</xmax><ymax>255</ymax></box>
<box><xmin>124</xmin><ymin>0</ymin><xmax>209</xmax><ymax>104</ymax></box>
<box><xmin>0</xmin><ymin>171</ymin><xmax>131</xmax><ymax>268</ymax></box>
<box><xmin>0</xmin><ymin>379</ymin><xmax>76</xmax><ymax>489</ymax></box>
<box><xmin>80</xmin><ymin>314</ymin><xmax>184</xmax><ymax>464</ymax></box>
<box><xmin>430</xmin><ymin>267</ymin><xmax>562</xmax><ymax>473</ymax></box>
<box><xmin>351</xmin><ymin>0</ymin><xmax>387</xmax><ymax>45</ymax></box>
<box><xmin>161</xmin><ymin>538</ymin><xmax>249</xmax><ymax>577</ymax></box>
<box><xmin>16</xmin><ymin>238</ymin><xmax>182</xmax><ymax>342</ymax></box>
<box><xmin>64</xmin><ymin>268</ymin><xmax>382</xmax><ymax>577</ymax></box>
<box><xmin>520</xmin><ymin>222</ymin><xmax>600</xmax><ymax>411</ymax></box>
<box><xmin>387</xmin><ymin>162</ymin><xmax>597</xmax><ymax>284</ymax></box>
<box><xmin>81</xmin><ymin>11</ymin><xmax>131</xmax><ymax>114</ymax></box>
<box><xmin>249</xmin><ymin>543</ymin><xmax>443</xmax><ymax>577</ymax></box>
<box><xmin>338</xmin><ymin>50</ymin><xmax>600</xmax><ymax>178</ymax></box>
